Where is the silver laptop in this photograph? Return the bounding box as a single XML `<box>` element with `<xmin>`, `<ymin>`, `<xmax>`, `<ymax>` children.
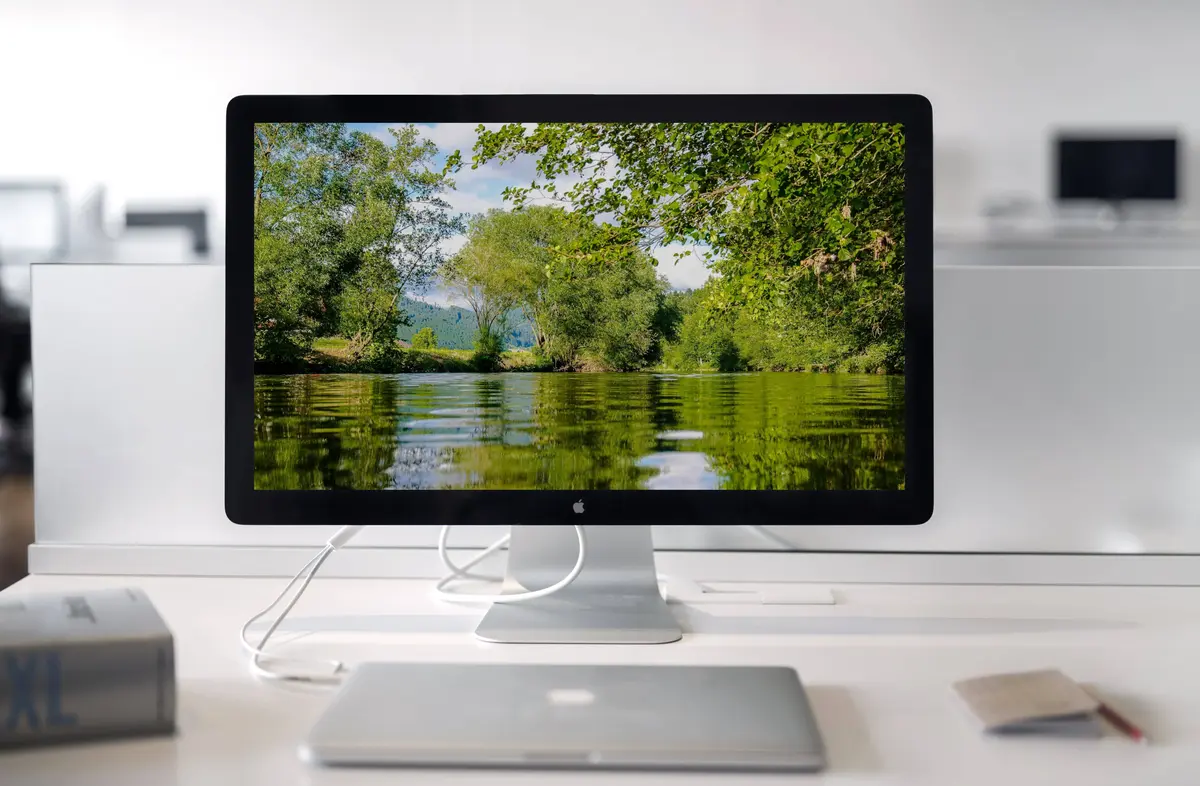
<box><xmin>301</xmin><ymin>662</ymin><xmax>826</xmax><ymax>772</ymax></box>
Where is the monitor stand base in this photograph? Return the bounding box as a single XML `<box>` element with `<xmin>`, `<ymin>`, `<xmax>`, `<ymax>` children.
<box><xmin>474</xmin><ymin>525</ymin><xmax>682</xmax><ymax>645</ymax></box>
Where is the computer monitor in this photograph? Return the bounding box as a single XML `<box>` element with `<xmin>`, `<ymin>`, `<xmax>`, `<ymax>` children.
<box><xmin>225</xmin><ymin>95</ymin><xmax>933</xmax><ymax>643</ymax></box>
<box><xmin>1055</xmin><ymin>134</ymin><xmax>1180</xmax><ymax>207</ymax></box>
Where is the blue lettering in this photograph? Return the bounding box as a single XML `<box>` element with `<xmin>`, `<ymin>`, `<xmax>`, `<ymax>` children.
<box><xmin>46</xmin><ymin>653</ymin><xmax>77</xmax><ymax>727</ymax></box>
<box><xmin>4</xmin><ymin>653</ymin><xmax>39</xmax><ymax>731</ymax></box>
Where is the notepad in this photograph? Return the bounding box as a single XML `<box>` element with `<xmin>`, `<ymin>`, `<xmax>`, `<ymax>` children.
<box><xmin>953</xmin><ymin>669</ymin><xmax>1105</xmax><ymax>738</ymax></box>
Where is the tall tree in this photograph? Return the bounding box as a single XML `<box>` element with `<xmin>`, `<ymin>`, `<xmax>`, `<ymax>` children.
<box><xmin>442</xmin><ymin>206</ymin><xmax>586</xmax><ymax>352</ymax></box>
<box><xmin>442</xmin><ymin>212</ymin><xmax>525</xmax><ymax>344</ymax></box>
<box><xmin>253</xmin><ymin>123</ymin><xmax>462</xmax><ymax>365</ymax></box>
<box><xmin>538</xmin><ymin>247</ymin><xmax>672</xmax><ymax>371</ymax></box>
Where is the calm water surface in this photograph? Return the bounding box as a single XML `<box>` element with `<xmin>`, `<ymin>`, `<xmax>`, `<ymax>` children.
<box><xmin>254</xmin><ymin>372</ymin><xmax>905</xmax><ymax>491</ymax></box>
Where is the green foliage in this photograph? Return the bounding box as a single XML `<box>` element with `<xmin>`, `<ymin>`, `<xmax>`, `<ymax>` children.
<box><xmin>541</xmin><ymin>250</ymin><xmax>673</xmax><ymax>371</ymax></box>
<box><xmin>253</xmin><ymin>122</ymin><xmax>462</xmax><ymax>365</ymax></box>
<box><xmin>669</xmin><ymin>310</ymin><xmax>742</xmax><ymax>372</ymax></box>
<box><xmin>472</xmin><ymin>327</ymin><xmax>505</xmax><ymax>372</ymax></box>
<box><xmin>443</xmin><ymin>206</ymin><xmax>588</xmax><ymax>353</ymax></box>
<box><xmin>442</xmin><ymin>205</ymin><xmax>675</xmax><ymax>372</ymax></box>
<box><xmin>467</xmin><ymin>121</ymin><xmax>906</xmax><ymax>372</ymax></box>
<box><xmin>308</xmin><ymin>335</ymin><xmax>547</xmax><ymax>374</ymax></box>
<box><xmin>411</xmin><ymin>326</ymin><xmax>438</xmax><ymax>350</ymax></box>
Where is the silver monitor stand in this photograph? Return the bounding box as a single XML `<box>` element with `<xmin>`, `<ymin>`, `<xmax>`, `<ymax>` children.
<box><xmin>474</xmin><ymin>525</ymin><xmax>683</xmax><ymax>644</ymax></box>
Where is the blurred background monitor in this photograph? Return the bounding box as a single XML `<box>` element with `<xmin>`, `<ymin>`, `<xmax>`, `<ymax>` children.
<box><xmin>0</xmin><ymin>182</ymin><xmax>68</xmax><ymax>263</ymax></box>
<box><xmin>1055</xmin><ymin>135</ymin><xmax>1180</xmax><ymax>206</ymax></box>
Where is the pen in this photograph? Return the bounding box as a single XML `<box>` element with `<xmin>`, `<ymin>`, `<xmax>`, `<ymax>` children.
<box><xmin>1096</xmin><ymin>702</ymin><xmax>1149</xmax><ymax>745</ymax></box>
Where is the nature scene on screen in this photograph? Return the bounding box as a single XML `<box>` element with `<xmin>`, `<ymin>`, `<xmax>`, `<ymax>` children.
<box><xmin>253</xmin><ymin>121</ymin><xmax>906</xmax><ymax>491</ymax></box>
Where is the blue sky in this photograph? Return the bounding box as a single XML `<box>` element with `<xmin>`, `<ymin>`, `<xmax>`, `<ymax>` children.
<box><xmin>347</xmin><ymin>122</ymin><xmax>712</xmax><ymax>304</ymax></box>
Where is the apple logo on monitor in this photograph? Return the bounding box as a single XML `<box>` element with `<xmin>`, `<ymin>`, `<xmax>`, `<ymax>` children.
<box><xmin>573</xmin><ymin>499</ymin><xmax>585</xmax><ymax>514</ymax></box>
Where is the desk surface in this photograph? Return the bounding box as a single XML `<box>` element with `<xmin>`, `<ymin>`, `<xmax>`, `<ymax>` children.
<box><xmin>2</xmin><ymin>574</ymin><xmax>1198</xmax><ymax>786</ymax></box>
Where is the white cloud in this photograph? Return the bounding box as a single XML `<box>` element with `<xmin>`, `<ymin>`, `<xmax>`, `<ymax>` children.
<box><xmin>414</xmin><ymin>122</ymin><xmax>495</xmax><ymax>153</ymax></box>
<box><xmin>457</xmin><ymin>156</ymin><xmax>538</xmax><ymax>190</ymax></box>
<box><xmin>653</xmin><ymin>243</ymin><xmax>712</xmax><ymax>291</ymax></box>
<box><xmin>409</xmin><ymin>283</ymin><xmax>466</xmax><ymax>309</ymax></box>
<box><xmin>368</xmin><ymin>126</ymin><xmax>394</xmax><ymax>144</ymax></box>
<box><xmin>439</xmin><ymin>233</ymin><xmax>469</xmax><ymax>256</ymax></box>
<box><xmin>443</xmin><ymin>187</ymin><xmax>504</xmax><ymax>216</ymax></box>
<box><xmin>416</xmin><ymin>122</ymin><xmax>545</xmax><ymax>195</ymax></box>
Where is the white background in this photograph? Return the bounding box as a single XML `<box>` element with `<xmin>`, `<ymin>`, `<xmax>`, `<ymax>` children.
<box><xmin>2</xmin><ymin>0</ymin><xmax>1198</xmax><ymax>236</ymax></box>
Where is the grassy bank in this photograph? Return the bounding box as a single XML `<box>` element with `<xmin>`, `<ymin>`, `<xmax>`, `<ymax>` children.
<box><xmin>252</xmin><ymin>337</ymin><xmax>898</xmax><ymax>376</ymax></box>
<box><xmin>276</xmin><ymin>337</ymin><xmax>554</xmax><ymax>374</ymax></box>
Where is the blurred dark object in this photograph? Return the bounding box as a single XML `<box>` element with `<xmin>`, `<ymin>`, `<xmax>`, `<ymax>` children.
<box><xmin>0</xmin><ymin>278</ymin><xmax>31</xmax><ymax>477</ymax></box>
<box><xmin>1055</xmin><ymin>135</ymin><xmax>1180</xmax><ymax>212</ymax></box>
<box><xmin>0</xmin><ymin>183</ymin><xmax>62</xmax><ymax>589</ymax></box>
<box><xmin>0</xmin><ymin>181</ymin><xmax>50</xmax><ymax>478</ymax></box>
<box><xmin>0</xmin><ymin>475</ymin><xmax>32</xmax><ymax>589</ymax></box>
<box><xmin>0</xmin><ymin>249</ymin><xmax>32</xmax><ymax>591</ymax></box>
<box><xmin>125</xmin><ymin>208</ymin><xmax>210</xmax><ymax>256</ymax></box>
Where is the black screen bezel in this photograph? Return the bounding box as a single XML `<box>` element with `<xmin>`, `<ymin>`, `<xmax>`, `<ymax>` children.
<box><xmin>226</xmin><ymin>94</ymin><xmax>933</xmax><ymax>527</ymax></box>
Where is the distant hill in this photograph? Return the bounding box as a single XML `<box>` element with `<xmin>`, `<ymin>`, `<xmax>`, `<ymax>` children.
<box><xmin>397</xmin><ymin>296</ymin><xmax>535</xmax><ymax>351</ymax></box>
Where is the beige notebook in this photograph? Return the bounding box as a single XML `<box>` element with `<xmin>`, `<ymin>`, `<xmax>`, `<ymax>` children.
<box><xmin>953</xmin><ymin>669</ymin><xmax>1104</xmax><ymax>737</ymax></box>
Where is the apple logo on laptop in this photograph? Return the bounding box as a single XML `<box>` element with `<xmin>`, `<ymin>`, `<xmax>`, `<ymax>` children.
<box><xmin>547</xmin><ymin>688</ymin><xmax>595</xmax><ymax>707</ymax></box>
<box><xmin>573</xmin><ymin>499</ymin><xmax>585</xmax><ymax>514</ymax></box>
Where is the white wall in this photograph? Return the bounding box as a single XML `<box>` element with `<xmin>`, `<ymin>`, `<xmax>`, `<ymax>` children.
<box><xmin>2</xmin><ymin>0</ymin><xmax>1198</xmax><ymax>237</ymax></box>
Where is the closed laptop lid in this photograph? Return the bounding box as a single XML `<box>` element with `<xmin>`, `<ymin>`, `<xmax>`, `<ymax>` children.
<box><xmin>302</xmin><ymin>662</ymin><xmax>826</xmax><ymax>772</ymax></box>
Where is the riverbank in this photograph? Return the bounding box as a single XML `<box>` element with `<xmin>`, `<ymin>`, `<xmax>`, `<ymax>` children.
<box><xmin>252</xmin><ymin>337</ymin><xmax>552</xmax><ymax>375</ymax></box>
<box><xmin>253</xmin><ymin>337</ymin><xmax>899</xmax><ymax>376</ymax></box>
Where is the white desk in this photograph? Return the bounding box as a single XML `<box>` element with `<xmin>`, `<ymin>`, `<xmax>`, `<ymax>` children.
<box><xmin>3</xmin><ymin>574</ymin><xmax>1198</xmax><ymax>785</ymax></box>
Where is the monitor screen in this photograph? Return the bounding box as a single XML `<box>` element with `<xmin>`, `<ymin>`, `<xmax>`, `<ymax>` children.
<box><xmin>1056</xmin><ymin>137</ymin><xmax>1178</xmax><ymax>202</ymax></box>
<box><xmin>251</xmin><ymin>120</ymin><xmax>908</xmax><ymax>493</ymax></box>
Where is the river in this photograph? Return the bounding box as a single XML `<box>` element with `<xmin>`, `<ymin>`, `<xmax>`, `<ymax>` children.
<box><xmin>254</xmin><ymin>372</ymin><xmax>905</xmax><ymax>491</ymax></box>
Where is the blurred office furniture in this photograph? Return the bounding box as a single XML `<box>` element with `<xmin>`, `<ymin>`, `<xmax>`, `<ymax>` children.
<box><xmin>975</xmin><ymin>132</ymin><xmax>1190</xmax><ymax>242</ymax></box>
<box><xmin>979</xmin><ymin>193</ymin><xmax>1045</xmax><ymax>236</ymax></box>
<box><xmin>1056</xmin><ymin>134</ymin><xmax>1179</xmax><ymax>214</ymax></box>
<box><xmin>27</xmin><ymin>262</ymin><xmax>1200</xmax><ymax>575</ymax></box>
<box><xmin>125</xmin><ymin>207</ymin><xmax>210</xmax><ymax>258</ymax></box>
<box><xmin>1053</xmin><ymin>132</ymin><xmax>1183</xmax><ymax>234</ymax></box>
<box><xmin>936</xmin><ymin>232</ymin><xmax>1200</xmax><ymax>265</ymax></box>
<box><xmin>67</xmin><ymin>187</ymin><xmax>116</xmax><ymax>263</ymax></box>
<box><xmin>0</xmin><ymin>182</ymin><xmax>69</xmax><ymax>262</ymax></box>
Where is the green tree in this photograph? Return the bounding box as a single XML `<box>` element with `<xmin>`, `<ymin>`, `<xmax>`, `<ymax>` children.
<box><xmin>670</xmin><ymin>312</ymin><xmax>741</xmax><ymax>372</ymax></box>
<box><xmin>253</xmin><ymin>123</ymin><xmax>352</xmax><ymax>365</ymax></box>
<box><xmin>411</xmin><ymin>326</ymin><xmax>438</xmax><ymax>349</ymax></box>
<box><xmin>442</xmin><ymin>212</ymin><xmax>527</xmax><ymax>345</ymax></box>
<box><xmin>443</xmin><ymin>206</ymin><xmax>676</xmax><ymax>371</ymax></box>
<box><xmin>253</xmin><ymin>123</ymin><xmax>462</xmax><ymax>365</ymax></box>
<box><xmin>443</xmin><ymin>206</ymin><xmax>587</xmax><ymax>353</ymax></box>
<box><xmin>472</xmin><ymin>327</ymin><xmax>504</xmax><ymax>372</ymax></box>
<box><xmin>540</xmin><ymin>248</ymin><xmax>673</xmax><ymax>371</ymax></box>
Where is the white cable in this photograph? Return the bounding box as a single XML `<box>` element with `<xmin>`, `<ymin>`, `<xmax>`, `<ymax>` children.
<box><xmin>437</xmin><ymin>524</ymin><xmax>510</xmax><ymax>582</ymax></box>
<box><xmin>242</xmin><ymin>522</ymin><xmax>587</xmax><ymax>682</ymax></box>
<box><xmin>433</xmin><ymin>524</ymin><xmax>587</xmax><ymax>604</ymax></box>
<box><xmin>437</xmin><ymin>525</ymin><xmax>677</xmax><ymax>602</ymax></box>
<box><xmin>239</xmin><ymin>525</ymin><xmax>363</xmax><ymax>684</ymax></box>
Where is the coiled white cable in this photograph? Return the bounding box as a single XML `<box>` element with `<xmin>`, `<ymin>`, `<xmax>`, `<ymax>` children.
<box><xmin>239</xmin><ymin>525</ymin><xmax>362</xmax><ymax>684</ymax></box>
<box><xmin>241</xmin><ymin>523</ymin><xmax>588</xmax><ymax>682</ymax></box>
<box><xmin>433</xmin><ymin>524</ymin><xmax>587</xmax><ymax>604</ymax></box>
